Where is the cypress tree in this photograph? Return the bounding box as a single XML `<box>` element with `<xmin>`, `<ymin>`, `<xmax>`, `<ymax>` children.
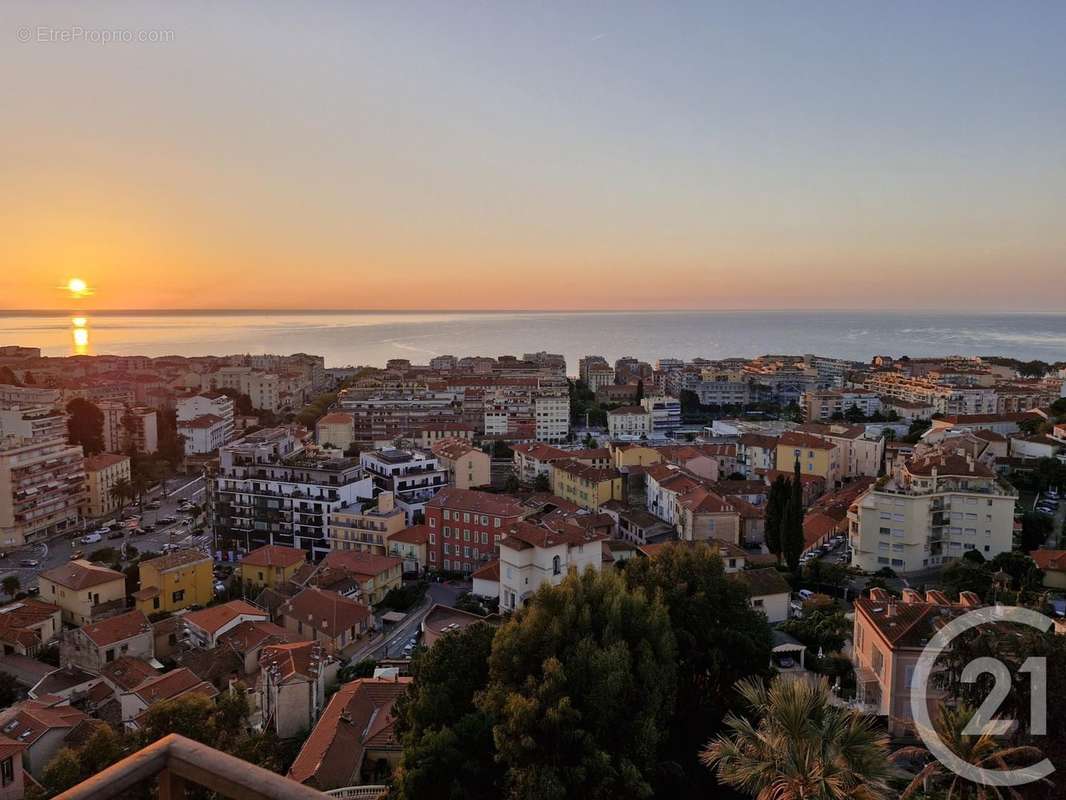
<box><xmin>765</xmin><ymin>475</ymin><xmax>788</xmax><ymax>562</ymax></box>
<box><xmin>783</xmin><ymin>458</ymin><xmax>805</xmax><ymax>571</ymax></box>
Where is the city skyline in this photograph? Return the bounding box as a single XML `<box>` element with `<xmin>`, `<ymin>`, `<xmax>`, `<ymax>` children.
<box><xmin>3</xmin><ymin>2</ymin><xmax>1065</xmax><ymax>311</ymax></box>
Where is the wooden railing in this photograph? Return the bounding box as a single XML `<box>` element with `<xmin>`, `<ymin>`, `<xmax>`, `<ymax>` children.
<box><xmin>55</xmin><ymin>733</ymin><xmax>330</xmax><ymax>800</ymax></box>
<box><xmin>325</xmin><ymin>787</ymin><xmax>388</xmax><ymax>800</ymax></box>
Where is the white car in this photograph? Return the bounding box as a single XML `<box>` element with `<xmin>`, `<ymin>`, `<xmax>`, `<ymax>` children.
<box><xmin>81</xmin><ymin>533</ymin><xmax>102</xmax><ymax>544</ymax></box>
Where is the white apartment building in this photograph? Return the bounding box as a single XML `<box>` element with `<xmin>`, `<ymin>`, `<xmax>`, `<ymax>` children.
<box><xmin>534</xmin><ymin>394</ymin><xmax>570</xmax><ymax>442</ymax></box>
<box><xmin>211</xmin><ymin>428</ymin><xmax>374</xmax><ymax>558</ymax></box>
<box><xmin>201</xmin><ymin>367</ymin><xmax>282</xmax><ymax>413</ymax></box>
<box><xmin>802</xmin><ymin>389</ymin><xmax>883</xmax><ymax>422</ymax></box>
<box><xmin>0</xmin><ymin>435</ymin><xmax>85</xmax><ymax>547</ymax></box>
<box><xmin>359</xmin><ymin>448</ymin><xmax>448</xmax><ymax>525</ymax></box>
<box><xmin>0</xmin><ymin>407</ymin><xmax>67</xmax><ymax>443</ymax></box>
<box><xmin>177</xmin><ymin>392</ymin><xmax>235</xmax><ymax>434</ymax></box>
<box><xmin>98</xmin><ymin>401</ymin><xmax>158</xmax><ymax>455</ymax></box>
<box><xmin>607</xmin><ymin>406</ymin><xmax>651</xmax><ymax>439</ymax></box>
<box><xmin>176</xmin><ymin>392</ymin><xmax>235</xmax><ymax>454</ymax></box>
<box><xmin>498</xmin><ymin>521</ymin><xmax>606</xmax><ymax>611</ymax></box>
<box><xmin>641</xmin><ymin>396</ymin><xmax>682</xmax><ymax>435</ymax></box>
<box><xmin>848</xmin><ymin>451</ymin><xmax>1016</xmax><ymax>573</ymax></box>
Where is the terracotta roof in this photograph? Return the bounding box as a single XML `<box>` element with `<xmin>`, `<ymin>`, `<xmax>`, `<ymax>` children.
<box><xmin>1029</xmin><ymin>549</ymin><xmax>1066</xmax><ymax>572</ymax></box>
<box><xmin>738</xmin><ymin>433</ymin><xmax>780</xmax><ymax>449</ymax></box>
<box><xmin>0</xmin><ymin>700</ymin><xmax>88</xmax><ymax>745</ymax></box>
<box><xmin>387</xmin><ymin>525</ymin><xmax>430</xmax><ymax>545</ymax></box>
<box><xmin>904</xmin><ymin>452</ymin><xmax>994</xmax><ymax>478</ymax></box>
<box><xmin>131</xmin><ymin>587</ymin><xmax>160</xmax><ymax>601</ymax></box>
<box><xmin>941</xmin><ymin>412</ymin><xmax>1041</xmax><ymax>425</ymax></box>
<box><xmin>608</xmin><ymin>405</ymin><xmax>648</xmax><ymax>415</ymax></box>
<box><xmin>288</xmin><ymin>677</ymin><xmax>412</xmax><ymax>788</ymax></box>
<box><xmin>316</xmin><ymin>412</ymin><xmax>354</xmax><ymax>426</ymax></box>
<box><xmin>430</xmin><ymin>437</ymin><xmax>479</xmax><ymax>460</ymax></box>
<box><xmin>676</xmin><ymin>485</ymin><xmax>735</xmax><ymax>515</ymax></box>
<box><xmin>177</xmin><ymin>414</ymin><xmax>224</xmax><ymax>430</ymax></box>
<box><xmin>778</xmin><ymin>431</ymin><xmax>837</xmax><ymax>451</ymax></box>
<box><xmin>0</xmin><ymin>735</ymin><xmax>26</xmax><ymax>761</ymax></box>
<box><xmin>132</xmin><ymin>667</ymin><xmax>218</xmax><ymax>706</ymax></box>
<box><xmin>501</xmin><ymin>519</ymin><xmax>608</xmax><ymax>551</ymax></box>
<box><xmin>550</xmin><ymin>459</ymin><xmax>620</xmax><ymax>482</ymax></box>
<box><xmin>279</xmin><ymin>588</ymin><xmax>371</xmax><ymax>639</ymax></box>
<box><xmin>854</xmin><ymin>596</ymin><xmax>964</xmax><ymax>649</ymax></box>
<box><xmin>510</xmin><ymin>442</ymin><xmax>569</xmax><ymax>461</ymax></box>
<box><xmin>40</xmin><ymin>560</ymin><xmax>123</xmax><ymax>591</ymax></box>
<box><xmin>803</xmin><ymin>512</ymin><xmax>841</xmax><ymax>548</ymax></box>
<box><xmin>218</xmin><ymin>620</ymin><xmax>301</xmax><ymax>654</ymax></box>
<box><xmin>84</xmin><ymin>453</ymin><xmax>129</xmax><ymax>471</ymax></box>
<box><xmin>240</xmin><ymin>544</ymin><xmax>307</xmax><ymax>569</ymax></box>
<box><xmin>426</xmin><ymin>487</ymin><xmax>526</xmax><ymax>518</ymax></box>
<box><xmin>259</xmin><ymin>641</ymin><xmax>322</xmax><ymax>682</ymax></box>
<box><xmin>730</xmin><ymin>567</ymin><xmax>791</xmax><ymax>597</ymax></box>
<box><xmin>81</xmin><ymin>610</ymin><xmax>151</xmax><ymax>648</ymax></box>
<box><xmin>320</xmin><ymin>550</ymin><xmax>401</xmax><ymax>579</ymax></box>
<box><xmin>183</xmin><ymin>600</ymin><xmax>266</xmax><ymax>636</ymax></box>
<box><xmin>140</xmin><ymin>549</ymin><xmax>211</xmax><ymax>572</ymax></box>
<box><xmin>32</xmin><ymin>666</ymin><xmax>98</xmax><ymax>696</ymax></box>
<box><xmin>100</xmin><ymin>657</ymin><xmax>159</xmax><ymax>691</ymax></box>
<box><xmin>471</xmin><ymin>560</ymin><xmax>500</xmax><ymax>582</ymax></box>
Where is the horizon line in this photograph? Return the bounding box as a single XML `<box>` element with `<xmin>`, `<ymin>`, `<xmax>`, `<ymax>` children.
<box><xmin>2</xmin><ymin>307</ymin><xmax>1066</xmax><ymax>316</ymax></box>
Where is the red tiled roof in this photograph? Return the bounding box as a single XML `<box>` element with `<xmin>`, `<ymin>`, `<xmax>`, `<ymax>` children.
<box><xmin>177</xmin><ymin>414</ymin><xmax>224</xmax><ymax>430</ymax></box>
<box><xmin>279</xmin><ymin>588</ymin><xmax>371</xmax><ymax>639</ymax></box>
<box><xmin>259</xmin><ymin>641</ymin><xmax>321</xmax><ymax>682</ymax></box>
<box><xmin>218</xmin><ymin>620</ymin><xmax>301</xmax><ymax>653</ymax></box>
<box><xmin>388</xmin><ymin>525</ymin><xmax>430</xmax><ymax>545</ymax></box>
<box><xmin>240</xmin><ymin>544</ymin><xmax>307</xmax><ymax>569</ymax></box>
<box><xmin>501</xmin><ymin>520</ymin><xmax>608</xmax><ymax>551</ymax></box>
<box><xmin>550</xmin><ymin>459</ymin><xmax>620</xmax><ymax>482</ymax></box>
<box><xmin>511</xmin><ymin>442</ymin><xmax>569</xmax><ymax>461</ymax></box>
<box><xmin>904</xmin><ymin>453</ymin><xmax>994</xmax><ymax>478</ymax></box>
<box><xmin>320</xmin><ymin>550</ymin><xmax>401</xmax><ymax>579</ymax></box>
<box><xmin>430</xmin><ymin>437</ymin><xmax>479</xmax><ymax>460</ymax></box>
<box><xmin>0</xmin><ymin>700</ymin><xmax>88</xmax><ymax>745</ymax></box>
<box><xmin>1029</xmin><ymin>549</ymin><xmax>1066</xmax><ymax>572</ymax></box>
<box><xmin>133</xmin><ymin>667</ymin><xmax>218</xmax><ymax>706</ymax></box>
<box><xmin>288</xmin><ymin>678</ymin><xmax>412</xmax><ymax>788</ymax></box>
<box><xmin>778</xmin><ymin>431</ymin><xmax>838</xmax><ymax>450</ymax></box>
<box><xmin>854</xmin><ymin>596</ymin><xmax>964</xmax><ymax>649</ymax></box>
<box><xmin>40</xmin><ymin>560</ymin><xmax>123</xmax><ymax>591</ymax></box>
<box><xmin>426</xmin><ymin>487</ymin><xmax>526</xmax><ymax>518</ymax></box>
<box><xmin>141</xmin><ymin>548</ymin><xmax>211</xmax><ymax>572</ymax></box>
<box><xmin>316</xmin><ymin>412</ymin><xmax>354</xmax><ymax>426</ymax></box>
<box><xmin>100</xmin><ymin>657</ymin><xmax>159</xmax><ymax>691</ymax></box>
<box><xmin>183</xmin><ymin>600</ymin><xmax>266</xmax><ymax>636</ymax></box>
<box><xmin>81</xmin><ymin>610</ymin><xmax>151</xmax><ymax>648</ymax></box>
<box><xmin>471</xmin><ymin>560</ymin><xmax>499</xmax><ymax>581</ymax></box>
<box><xmin>84</xmin><ymin>453</ymin><xmax>129</xmax><ymax>471</ymax></box>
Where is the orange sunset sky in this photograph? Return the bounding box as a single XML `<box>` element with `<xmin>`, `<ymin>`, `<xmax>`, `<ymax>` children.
<box><xmin>2</xmin><ymin>2</ymin><xmax>1064</xmax><ymax>312</ymax></box>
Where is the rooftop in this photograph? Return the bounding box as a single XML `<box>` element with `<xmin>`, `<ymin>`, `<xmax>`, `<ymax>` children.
<box><xmin>81</xmin><ymin>610</ymin><xmax>152</xmax><ymax>648</ymax></box>
<box><xmin>239</xmin><ymin>544</ymin><xmax>307</xmax><ymax>569</ymax></box>
<box><xmin>40</xmin><ymin>560</ymin><xmax>124</xmax><ymax>591</ymax></box>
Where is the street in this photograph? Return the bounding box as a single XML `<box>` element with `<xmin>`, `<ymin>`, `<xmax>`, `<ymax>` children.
<box><xmin>346</xmin><ymin>580</ymin><xmax>468</xmax><ymax>663</ymax></box>
<box><xmin>2</xmin><ymin>475</ymin><xmax>207</xmax><ymax>593</ymax></box>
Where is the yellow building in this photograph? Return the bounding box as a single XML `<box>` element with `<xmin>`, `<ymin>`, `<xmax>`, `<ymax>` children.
<box><xmin>134</xmin><ymin>549</ymin><xmax>213</xmax><ymax>614</ymax></box>
<box><xmin>317</xmin><ymin>550</ymin><xmax>404</xmax><ymax>605</ymax></box>
<box><xmin>430</xmin><ymin>438</ymin><xmax>490</xmax><ymax>489</ymax></box>
<box><xmin>549</xmin><ymin>459</ymin><xmax>623</xmax><ymax>511</ymax></box>
<box><xmin>38</xmin><ymin>560</ymin><xmax>127</xmax><ymax>626</ymax></box>
<box><xmin>82</xmin><ymin>453</ymin><xmax>131</xmax><ymax>519</ymax></box>
<box><xmin>610</xmin><ymin>442</ymin><xmax>663</xmax><ymax>469</ymax></box>
<box><xmin>776</xmin><ymin>432</ymin><xmax>841</xmax><ymax>487</ymax></box>
<box><xmin>328</xmin><ymin>492</ymin><xmax>406</xmax><ymax>554</ymax></box>
<box><xmin>386</xmin><ymin>524</ymin><xmax>430</xmax><ymax>573</ymax></box>
<box><xmin>238</xmin><ymin>544</ymin><xmax>307</xmax><ymax>591</ymax></box>
<box><xmin>315</xmin><ymin>412</ymin><xmax>355</xmax><ymax>452</ymax></box>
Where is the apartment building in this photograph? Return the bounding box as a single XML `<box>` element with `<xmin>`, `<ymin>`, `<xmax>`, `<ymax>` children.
<box><xmin>424</xmin><ymin>488</ymin><xmax>528</xmax><ymax>574</ymax></box>
<box><xmin>801</xmin><ymin>389</ymin><xmax>883</xmax><ymax>422</ymax></box>
<box><xmin>607</xmin><ymin>406</ymin><xmax>651</xmax><ymax>439</ymax></box>
<box><xmin>328</xmin><ymin>491</ymin><xmax>406</xmax><ymax>554</ymax></box>
<box><xmin>549</xmin><ymin>460</ymin><xmax>623</xmax><ymax>511</ymax></box>
<box><xmin>640</xmin><ymin>396</ymin><xmax>682</xmax><ymax>435</ymax></box>
<box><xmin>316</xmin><ymin>551</ymin><xmax>403</xmax><ymax>605</ymax></box>
<box><xmin>533</xmin><ymin>393</ymin><xmax>570</xmax><ymax>442</ymax></box>
<box><xmin>847</xmin><ymin>451</ymin><xmax>1017</xmax><ymax>573</ymax></box>
<box><xmin>176</xmin><ymin>392</ymin><xmax>235</xmax><ymax>454</ymax></box>
<box><xmin>776</xmin><ymin>431</ymin><xmax>841</xmax><ymax>487</ymax></box>
<box><xmin>314</xmin><ymin>412</ymin><xmax>355</xmax><ymax>452</ymax></box>
<box><xmin>336</xmin><ymin>389</ymin><xmax>459</xmax><ymax>447</ymax></box>
<box><xmin>98</xmin><ymin>401</ymin><xmax>158</xmax><ymax>455</ymax></box>
<box><xmin>257</xmin><ymin>641</ymin><xmax>337</xmax><ymax>739</ymax></box>
<box><xmin>238</xmin><ymin>544</ymin><xmax>307</xmax><ymax>591</ymax></box>
<box><xmin>82</xmin><ymin>453</ymin><xmax>131</xmax><ymax>519</ymax></box>
<box><xmin>642</xmin><ymin>464</ymin><xmax>740</xmax><ymax>544</ymax></box>
<box><xmin>681</xmin><ymin>369</ymin><xmax>756</xmax><ymax>406</ymax></box>
<box><xmin>0</xmin><ymin>406</ymin><xmax>66</xmax><ymax>443</ymax></box>
<box><xmin>510</xmin><ymin>442</ymin><xmax>568</xmax><ymax>485</ymax></box>
<box><xmin>579</xmin><ymin>356</ymin><xmax>615</xmax><ymax>392</ymax></box>
<box><xmin>734</xmin><ymin>433</ymin><xmax>778</xmax><ymax>479</ymax></box>
<box><xmin>133</xmin><ymin>549</ymin><xmax>214</xmax><ymax>615</ymax></box>
<box><xmin>359</xmin><ymin>448</ymin><xmax>448</xmax><ymax>524</ymax></box>
<box><xmin>210</xmin><ymin>427</ymin><xmax>374</xmax><ymax>558</ymax></box>
<box><xmin>794</xmin><ymin>423</ymin><xmax>885</xmax><ymax>479</ymax></box>
<box><xmin>0</xmin><ymin>435</ymin><xmax>85</xmax><ymax>548</ymax></box>
<box><xmin>201</xmin><ymin>367</ymin><xmax>282</xmax><ymax>413</ymax></box>
<box><xmin>430</xmin><ymin>438</ymin><xmax>490</xmax><ymax>489</ymax></box>
<box><xmin>38</xmin><ymin>561</ymin><xmax>126</xmax><ymax>627</ymax></box>
<box><xmin>852</xmin><ymin>588</ymin><xmax>980</xmax><ymax>736</ymax></box>
<box><xmin>498</xmin><ymin>521</ymin><xmax>606</xmax><ymax>612</ymax></box>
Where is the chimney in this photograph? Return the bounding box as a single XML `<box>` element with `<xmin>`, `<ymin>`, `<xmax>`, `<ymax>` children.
<box><xmin>378</xmin><ymin>492</ymin><xmax>395</xmax><ymax>513</ymax></box>
<box><xmin>958</xmin><ymin>591</ymin><xmax>981</xmax><ymax>608</ymax></box>
<box><xmin>901</xmin><ymin>588</ymin><xmax>922</xmax><ymax>604</ymax></box>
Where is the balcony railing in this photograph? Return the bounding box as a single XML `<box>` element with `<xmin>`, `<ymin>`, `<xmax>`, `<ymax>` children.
<box><xmin>55</xmin><ymin>733</ymin><xmax>331</xmax><ymax>800</ymax></box>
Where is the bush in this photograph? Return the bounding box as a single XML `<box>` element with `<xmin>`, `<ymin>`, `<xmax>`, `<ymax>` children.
<box><xmin>378</xmin><ymin>581</ymin><xmax>427</xmax><ymax>612</ymax></box>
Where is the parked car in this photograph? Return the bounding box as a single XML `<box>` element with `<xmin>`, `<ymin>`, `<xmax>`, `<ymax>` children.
<box><xmin>26</xmin><ymin>586</ymin><xmax>39</xmax><ymax>596</ymax></box>
<box><xmin>81</xmin><ymin>533</ymin><xmax>102</xmax><ymax>544</ymax></box>
<box><xmin>797</xmin><ymin>589</ymin><xmax>814</xmax><ymax>601</ymax></box>
<box><xmin>108</xmin><ymin>522</ymin><xmax>125</xmax><ymax>531</ymax></box>
<box><xmin>213</xmin><ymin>581</ymin><xmax>226</xmax><ymax>594</ymax></box>
<box><xmin>71</xmin><ymin>550</ymin><xmax>84</xmax><ymax>560</ymax></box>
<box><xmin>19</xmin><ymin>559</ymin><xmax>40</xmax><ymax>568</ymax></box>
<box><xmin>146</xmin><ymin>502</ymin><xmax>161</xmax><ymax>510</ymax></box>
<box><xmin>107</xmin><ymin>530</ymin><xmax>125</xmax><ymax>540</ymax></box>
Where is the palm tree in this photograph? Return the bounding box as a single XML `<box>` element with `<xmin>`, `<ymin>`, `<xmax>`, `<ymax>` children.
<box><xmin>701</xmin><ymin>675</ymin><xmax>893</xmax><ymax>800</ymax></box>
<box><xmin>110</xmin><ymin>478</ymin><xmax>132</xmax><ymax>509</ymax></box>
<box><xmin>892</xmin><ymin>704</ymin><xmax>1049</xmax><ymax>799</ymax></box>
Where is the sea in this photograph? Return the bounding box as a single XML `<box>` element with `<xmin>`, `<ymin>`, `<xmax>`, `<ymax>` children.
<box><xmin>1</xmin><ymin>310</ymin><xmax>1065</xmax><ymax>371</ymax></box>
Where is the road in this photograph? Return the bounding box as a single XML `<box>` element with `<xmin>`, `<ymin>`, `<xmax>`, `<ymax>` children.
<box><xmin>2</xmin><ymin>475</ymin><xmax>207</xmax><ymax>593</ymax></box>
<box><xmin>346</xmin><ymin>580</ymin><xmax>467</xmax><ymax>663</ymax></box>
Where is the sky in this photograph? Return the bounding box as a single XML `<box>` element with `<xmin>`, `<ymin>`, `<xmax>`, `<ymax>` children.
<box><xmin>1</xmin><ymin>1</ymin><xmax>1065</xmax><ymax>312</ymax></box>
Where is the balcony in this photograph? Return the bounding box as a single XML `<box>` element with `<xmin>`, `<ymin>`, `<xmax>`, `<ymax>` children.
<box><xmin>55</xmin><ymin>733</ymin><xmax>332</xmax><ymax>800</ymax></box>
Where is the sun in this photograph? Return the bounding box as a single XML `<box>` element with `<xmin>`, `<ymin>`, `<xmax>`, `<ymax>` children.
<box><xmin>66</xmin><ymin>277</ymin><xmax>90</xmax><ymax>298</ymax></box>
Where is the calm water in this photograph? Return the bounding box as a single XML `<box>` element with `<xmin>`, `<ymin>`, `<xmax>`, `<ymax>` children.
<box><xmin>2</xmin><ymin>310</ymin><xmax>1065</xmax><ymax>370</ymax></box>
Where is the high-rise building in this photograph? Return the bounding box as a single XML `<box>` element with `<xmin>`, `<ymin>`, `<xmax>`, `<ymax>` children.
<box><xmin>0</xmin><ymin>435</ymin><xmax>85</xmax><ymax>547</ymax></box>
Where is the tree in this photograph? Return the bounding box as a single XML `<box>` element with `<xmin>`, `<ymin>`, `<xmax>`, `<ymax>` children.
<box><xmin>701</xmin><ymin>676</ymin><xmax>893</xmax><ymax>800</ymax></box>
<box><xmin>961</xmin><ymin>549</ymin><xmax>986</xmax><ymax>565</ymax></box>
<box><xmin>39</xmin><ymin>748</ymin><xmax>83</xmax><ymax>796</ymax></box>
<box><xmin>765</xmin><ymin>475</ymin><xmax>789</xmax><ymax>562</ymax></box>
<box><xmin>624</xmin><ymin>543</ymin><xmax>772</xmax><ymax>793</ymax></box>
<box><xmin>0</xmin><ymin>673</ymin><xmax>18</xmax><ymax>708</ymax></box>
<box><xmin>1020</xmin><ymin>511</ymin><xmax>1054</xmax><ymax>552</ymax></box>
<box><xmin>782</xmin><ymin>459</ymin><xmax>805</xmax><ymax>571</ymax></box>
<box><xmin>1</xmin><ymin>575</ymin><xmax>19</xmax><ymax>599</ymax></box>
<box><xmin>533</xmin><ymin>473</ymin><xmax>551</xmax><ymax>493</ymax></box>
<box><xmin>503</xmin><ymin>474</ymin><xmax>520</xmax><ymax>493</ymax></box>
<box><xmin>110</xmin><ymin>477</ymin><xmax>133</xmax><ymax>509</ymax></box>
<box><xmin>782</xmin><ymin>608</ymin><xmax>851</xmax><ymax>654</ymax></box>
<box><xmin>891</xmin><ymin>704</ymin><xmax>1048</xmax><ymax>799</ymax></box>
<box><xmin>66</xmin><ymin>398</ymin><xmax>105</xmax><ymax>455</ymax></box>
<box><xmin>480</xmin><ymin>568</ymin><xmax>677</xmax><ymax>800</ymax></box>
<box><xmin>635</xmin><ymin>379</ymin><xmax>645</xmax><ymax>402</ymax></box>
<box><xmin>394</xmin><ymin>623</ymin><xmax>501</xmax><ymax>800</ymax></box>
<box><xmin>939</xmin><ymin>561</ymin><xmax>993</xmax><ymax>600</ymax></box>
<box><xmin>138</xmin><ymin>694</ymin><xmax>218</xmax><ymax>747</ymax></box>
<box><xmin>989</xmin><ymin>550</ymin><xmax>1043</xmax><ymax>590</ymax></box>
<box><xmin>78</xmin><ymin>725</ymin><xmax>124</xmax><ymax>777</ymax></box>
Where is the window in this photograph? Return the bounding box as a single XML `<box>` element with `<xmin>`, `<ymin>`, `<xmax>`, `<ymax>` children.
<box><xmin>552</xmin><ymin>555</ymin><xmax>561</xmax><ymax>576</ymax></box>
<box><xmin>172</xmin><ymin>589</ymin><xmax>185</xmax><ymax>603</ymax></box>
<box><xmin>429</xmin><ymin>532</ymin><xmax>436</xmax><ymax>544</ymax></box>
<box><xmin>153</xmin><ymin>597</ymin><xmax>160</xmax><ymax>610</ymax></box>
<box><xmin>428</xmin><ymin>517</ymin><xmax>436</xmax><ymax>527</ymax></box>
<box><xmin>106</xmin><ymin>648</ymin><xmax>115</xmax><ymax>663</ymax></box>
<box><xmin>0</xmin><ymin>756</ymin><xmax>12</xmax><ymax>787</ymax></box>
